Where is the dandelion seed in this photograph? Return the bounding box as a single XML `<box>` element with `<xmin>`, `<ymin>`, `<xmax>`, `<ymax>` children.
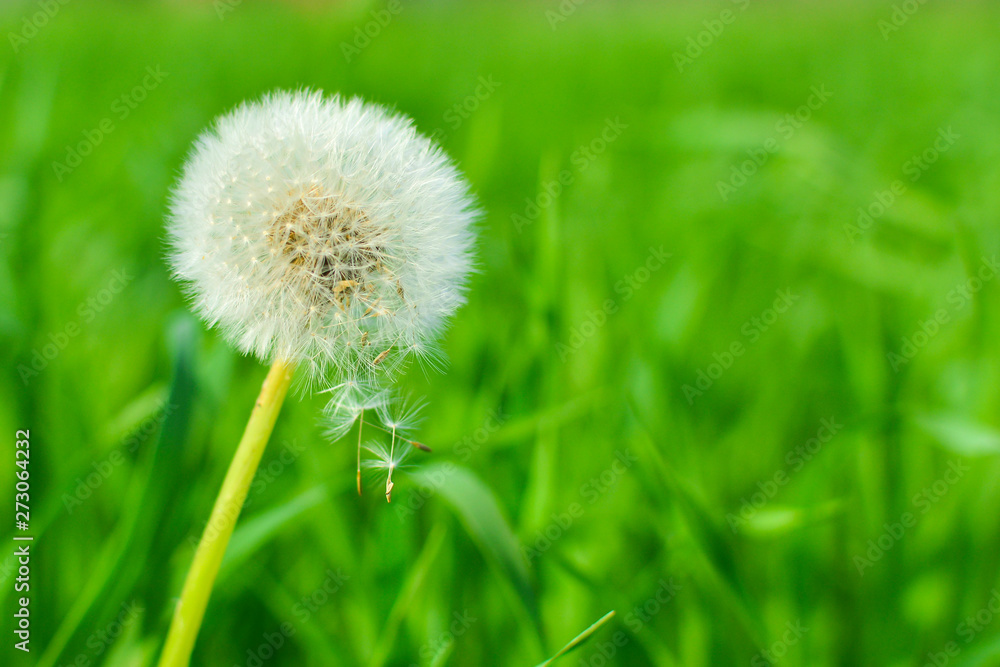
<box><xmin>372</xmin><ymin>348</ymin><xmax>391</xmax><ymax>366</ymax></box>
<box><xmin>352</xmin><ymin>394</ymin><xmax>430</xmax><ymax>502</ymax></box>
<box><xmin>376</xmin><ymin>394</ymin><xmax>426</xmax><ymax>435</ymax></box>
<box><xmin>322</xmin><ymin>378</ymin><xmax>388</xmax><ymax>495</ymax></box>
<box><xmin>361</xmin><ymin>439</ymin><xmax>413</xmax><ymax>503</ymax></box>
<box><xmin>387</xmin><ymin>425</ymin><xmax>396</xmax><ymax>502</ymax></box>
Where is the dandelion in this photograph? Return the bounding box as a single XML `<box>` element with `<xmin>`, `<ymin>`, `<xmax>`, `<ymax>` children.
<box><xmin>168</xmin><ymin>89</ymin><xmax>477</xmax><ymax>385</ymax></box>
<box><xmin>159</xmin><ymin>89</ymin><xmax>477</xmax><ymax>667</ymax></box>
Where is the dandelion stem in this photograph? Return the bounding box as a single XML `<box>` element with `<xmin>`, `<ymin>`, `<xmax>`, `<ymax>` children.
<box><xmin>157</xmin><ymin>359</ymin><xmax>295</xmax><ymax>667</ymax></box>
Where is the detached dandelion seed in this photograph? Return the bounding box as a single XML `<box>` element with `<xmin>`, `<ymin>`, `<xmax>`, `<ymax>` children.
<box><xmin>362</xmin><ymin>436</ymin><xmax>415</xmax><ymax>504</ymax></box>
<box><xmin>357</xmin><ymin>393</ymin><xmax>426</xmax><ymax>503</ymax></box>
<box><xmin>387</xmin><ymin>425</ymin><xmax>397</xmax><ymax>502</ymax></box>
<box><xmin>159</xmin><ymin>89</ymin><xmax>478</xmax><ymax>667</ymax></box>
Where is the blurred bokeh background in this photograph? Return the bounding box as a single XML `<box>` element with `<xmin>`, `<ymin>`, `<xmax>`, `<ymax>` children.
<box><xmin>2</xmin><ymin>1</ymin><xmax>1000</xmax><ymax>665</ymax></box>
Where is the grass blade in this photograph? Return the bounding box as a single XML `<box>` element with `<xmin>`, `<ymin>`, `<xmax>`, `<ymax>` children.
<box><xmin>411</xmin><ymin>463</ymin><xmax>535</xmax><ymax>616</ymax></box>
<box><xmin>534</xmin><ymin>610</ymin><xmax>616</xmax><ymax>667</ymax></box>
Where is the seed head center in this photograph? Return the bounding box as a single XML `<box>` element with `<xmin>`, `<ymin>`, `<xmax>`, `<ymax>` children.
<box><xmin>267</xmin><ymin>188</ymin><xmax>392</xmax><ymax>312</ymax></box>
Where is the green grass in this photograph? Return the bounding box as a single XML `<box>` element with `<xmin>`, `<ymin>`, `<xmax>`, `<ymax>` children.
<box><xmin>2</xmin><ymin>1</ymin><xmax>1000</xmax><ymax>665</ymax></box>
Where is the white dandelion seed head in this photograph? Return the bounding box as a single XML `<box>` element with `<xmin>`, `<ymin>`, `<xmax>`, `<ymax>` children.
<box><xmin>167</xmin><ymin>89</ymin><xmax>478</xmax><ymax>383</ymax></box>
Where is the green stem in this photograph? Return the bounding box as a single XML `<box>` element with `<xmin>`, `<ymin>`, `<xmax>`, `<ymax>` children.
<box><xmin>157</xmin><ymin>359</ymin><xmax>295</xmax><ymax>667</ymax></box>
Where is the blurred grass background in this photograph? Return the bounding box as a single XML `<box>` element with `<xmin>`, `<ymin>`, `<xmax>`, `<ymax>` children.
<box><xmin>2</xmin><ymin>1</ymin><xmax>1000</xmax><ymax>665</ymax></box>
